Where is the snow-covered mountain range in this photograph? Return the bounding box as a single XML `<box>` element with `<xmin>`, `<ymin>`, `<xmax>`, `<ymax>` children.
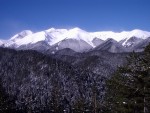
<box><xmin>0</xmin><ymin>27</ymin><xmax>150</xmax><ymax>53</ymax></box>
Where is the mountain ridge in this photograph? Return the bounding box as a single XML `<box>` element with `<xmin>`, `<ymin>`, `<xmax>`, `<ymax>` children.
<box><xmin>0</xmin><ymin>27</ymin><xmax>150</xmax><ymax>53</ymax></box>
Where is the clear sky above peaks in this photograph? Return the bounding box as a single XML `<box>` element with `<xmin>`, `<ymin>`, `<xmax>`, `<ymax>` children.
<box><xmin>0</xmin><ymin>0</ymin><xmax>150</xmax><ymax>39</ymax></box>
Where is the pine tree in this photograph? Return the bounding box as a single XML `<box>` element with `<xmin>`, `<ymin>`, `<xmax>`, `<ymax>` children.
<box><xmin>105</xmin><ymin>44</ymin><xmax>150</xmax><ymax>113</ymax></box>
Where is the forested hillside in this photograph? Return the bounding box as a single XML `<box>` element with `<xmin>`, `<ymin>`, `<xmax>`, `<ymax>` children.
<box><xmin>0</xmin><ymin>47</ymin><xmax>106</xmax><ymax>112</ymax></box>
<box><xmin>0</xmin><ymin>43</ymin><xmax>149</xmax><ymax>113</ymax></box>
<box><xmin>105</xmin><ymin>44</ymin><xmax>150</xmax><ymax>113</ymax></box>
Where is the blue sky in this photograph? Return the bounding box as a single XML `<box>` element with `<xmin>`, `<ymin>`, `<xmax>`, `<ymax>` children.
<box><xmin>0</xmin><ymin>0</ymin><xmax>150</xmax><ymax>39</ymax></box>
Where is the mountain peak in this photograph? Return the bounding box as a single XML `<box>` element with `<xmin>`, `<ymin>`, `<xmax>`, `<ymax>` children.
<box><xmin>129</xmin><ymin>29</ymin><xmax>150</xmax><ymax>39</ymax></box>
<box><xmin>10</xmin><ymin>30</ymin><xmax>33</xmax><ymax>40</ymax></box>
<box><xmin>70</xmin><ymin>27</ymin><xmax>82</xmax><ymax>30</ymax></box>
<box><xmin>131</xmin><ymin>29</ymin><xmax>143</xmax><ymax>32</ymax></box>
<box><xmin>45</xmin><ymin>28</ymin><xmax>56</xmax><ymax>32</ymax></box>
<box><xmin>68</xmin><ymin>27</ymin><xmax>86</xmax><ymax>33</ymax></box>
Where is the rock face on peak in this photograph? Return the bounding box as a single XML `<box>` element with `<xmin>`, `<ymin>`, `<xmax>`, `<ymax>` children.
<box><xmin>94</xmin><ymin>38</ymin><xmax>126</xmax><ymax>53</ymax></box>
<box><xmin>58</xmin><ymin>39</ymin><xmax>93</xmax><ymax>52</ymax></box>
<box><xmin>18</xmin><ymin>41</ymin><xmax>51</xmax><ymax>51</ymax></box>
<box><xmin>131</xmin><ymin>37</ymin><xmax>150</xmax><ymax>52</ymax></box>
<box><xmin>121</xmin><ymin>36</ymin><xmax>144</xmax><ymax>47</ymax></box>
<box><xmin>92</xmin><ymin>37</ymin><xmax>104</xmax><ymax>47</ymax></box>
<box><xmin>46</xmin><ymin>38</ymin><xmax>93</xmax><ymax>53</ymax></box>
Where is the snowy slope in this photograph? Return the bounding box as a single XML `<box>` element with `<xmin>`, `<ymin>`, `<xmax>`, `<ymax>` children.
<box><xmin>90</xmin><ymin>29</ymin><xmax>150</xmax><ymax>41</ymax></box>
<box><xmin>45</xmin><ymin>27</ymin><xmax>96</xmax><ymax>47</ymax></box>
<box><xmin>0</xmin><ymin>40</ymin><xmax>4</xmax><ymax>46</ymax></box>
<box><xmin>90</xmin><ymin>29</ymin><xmax>150</xmax><ymax>48</ymax></box>
<box><xmin>90</xmin><ymin>31</ymin><xmax>129</xmax><ymax>41</ymax></box>
<box><xmin>10</xmin><ymin>30</ymin><xmax>33</xmax><ymax>41</ymax></box>
<box><xmin>9</xmin><ymin>30</ymin><xmax>45</xmax><ymax>47</ymax></box>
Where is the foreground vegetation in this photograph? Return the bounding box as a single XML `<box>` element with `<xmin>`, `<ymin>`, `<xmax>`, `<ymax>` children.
<box><xmin>105</xmin><ymin>44</ymin><xmax>150</xmax><ymax>113</ymax></box>
<box><xmin>0</xmin><ymin>44</ymin><xmax>150</xmax><ymax>113</ymax></box>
